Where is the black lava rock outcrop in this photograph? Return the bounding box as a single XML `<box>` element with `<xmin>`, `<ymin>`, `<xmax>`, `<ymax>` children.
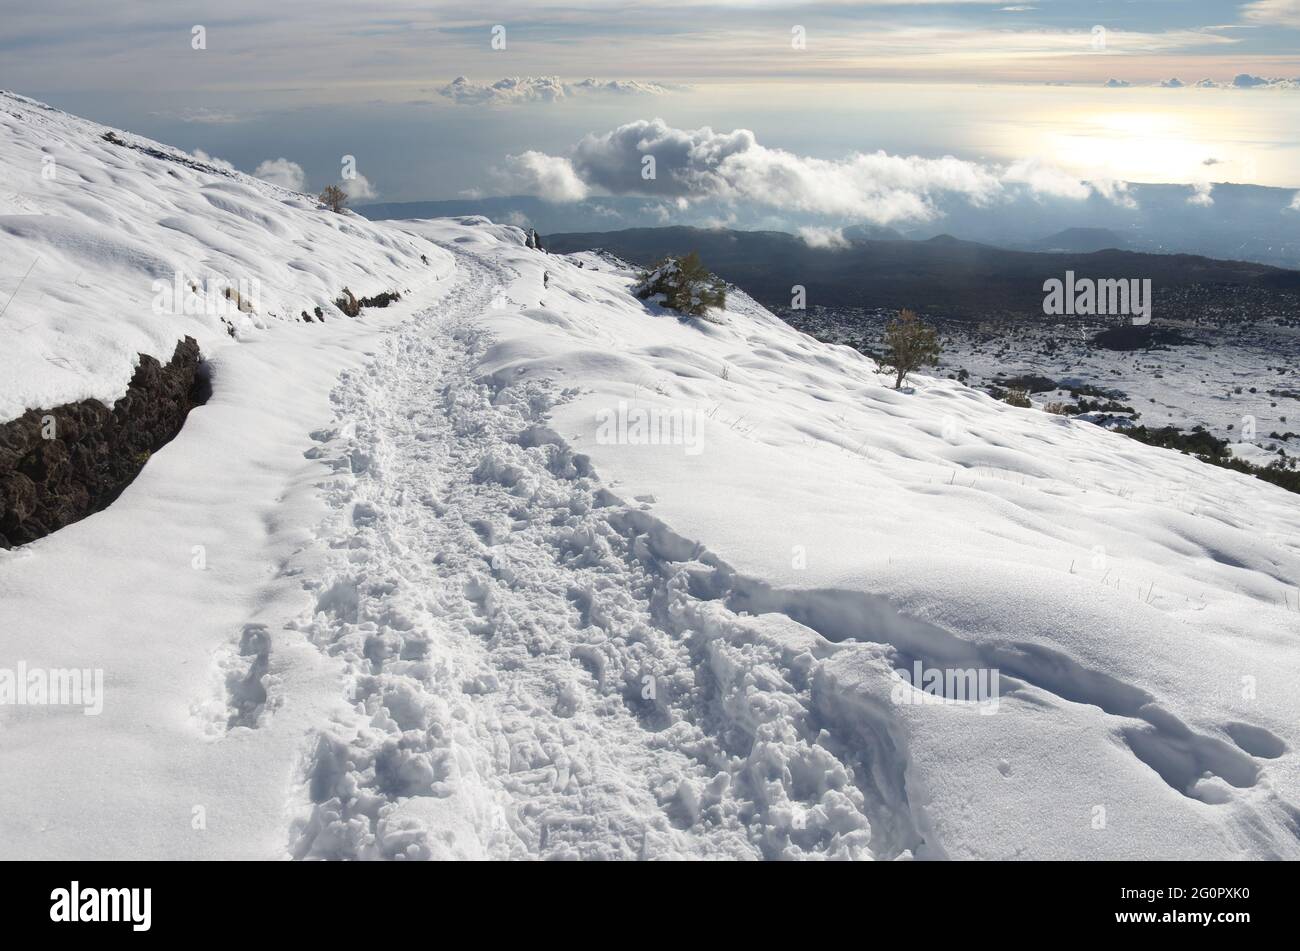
<box><xmin>0</xmin><ymin>337</ymin><xmax>207</xmax><ymax>547</ymax></box>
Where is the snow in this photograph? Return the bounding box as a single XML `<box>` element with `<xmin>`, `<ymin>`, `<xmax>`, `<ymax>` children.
<box><xmin>939</xmin><ymin>326</ymin><xmax>1300</xmax><ymax>467</ymax></box>
<box><xmin>0</xmin><ymin>91</ymin><xmax>451</xmax><ymax>422</ymax></box>
<box><xmin>2</xmin><ymin>91</ymin><xmax>1299</xmax><ymax>860</ymax></box>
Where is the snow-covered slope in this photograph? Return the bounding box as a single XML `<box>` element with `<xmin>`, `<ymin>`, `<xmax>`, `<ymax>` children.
<box><xmin>1</xmin><ymin>93</ymin><xmax>1298</xmax><ymax>860</ymax></box>
<box><xmin>0</xmin><ymin>90</ymin><xmax>451</xmax><ymax>421</ymax></box>
<box><xmin>401</xmin><ymin>224</ymin><xmax>1300</xmax><ymax>859</ymax></box>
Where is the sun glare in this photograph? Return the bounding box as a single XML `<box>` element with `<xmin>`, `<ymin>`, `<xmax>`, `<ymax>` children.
<box><xmin>1045</xmin><ymin>110</ymin><xmax>1221</xmax><ymax>183</ymax></box>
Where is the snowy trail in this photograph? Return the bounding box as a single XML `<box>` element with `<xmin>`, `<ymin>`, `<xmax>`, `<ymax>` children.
<box><xmin>285</xmin><ymin>254</ymin><xmax>893</xmax><ymax>860</ymax></box>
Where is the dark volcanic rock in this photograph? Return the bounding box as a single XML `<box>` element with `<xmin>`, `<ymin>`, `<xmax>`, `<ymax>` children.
<box><xmin>0</xmin><ymin>336</ymin><xmax>207</xmax><ymax>547</ymax></box>
<box><xmin>1090</xmin><ymin>324</ymin><xmax>1201</xmax><ymax>351</ymax></box>
<box><xmin>998</xmin><ymin>373</ymin><xmax>1059</xmax><ymax>393</ymax></box>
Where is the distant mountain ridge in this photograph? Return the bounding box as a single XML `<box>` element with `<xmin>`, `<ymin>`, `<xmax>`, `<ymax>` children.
<box><xmin>1025</xmin><ymin>227</ymin><xmax>1131</xmax><ymax>253</ymax></box>
<box><xmin>540</xmin><ymin>226</ymin><xmax>1300</xmax><ymax>317</ymax></box>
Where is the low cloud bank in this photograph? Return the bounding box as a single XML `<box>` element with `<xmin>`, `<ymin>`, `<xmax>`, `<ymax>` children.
<box><xmin>499</xmin><ymin>118</ymin><xmax>1138</xmax><ymax>225</ymax></box>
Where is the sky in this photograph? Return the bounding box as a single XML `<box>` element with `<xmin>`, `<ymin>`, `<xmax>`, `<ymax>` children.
<box><xmin>1</xmin><ymin>0</ymin><xmax>1298</xmax><ymax>221</ymax></box>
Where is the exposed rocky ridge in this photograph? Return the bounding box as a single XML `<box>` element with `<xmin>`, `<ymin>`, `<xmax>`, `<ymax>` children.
<box><xmin>0</xmin><ymin>337</ymin><xmax>206</xmax><ymax>547</ymax></box>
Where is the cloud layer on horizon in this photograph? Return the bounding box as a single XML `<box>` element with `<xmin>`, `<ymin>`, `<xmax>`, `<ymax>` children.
<box><xmin>1106</xmin><ymin>73</ymin><xmax>1300</xmax><ymax>89</ymax></box>
<box><xmin>498</xmin><ymin>118</ymin><xmax>1139</xmax><ymax>226</ymax></box>
<box><xmin>438</xmin><ymin>76</ymin><xmax>682</xmax><ymax>106</ymax></box>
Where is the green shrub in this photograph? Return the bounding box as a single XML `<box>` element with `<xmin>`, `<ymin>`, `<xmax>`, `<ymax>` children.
<box><xmin>633</xmin><ymin>252</ymin><xmax>726</xmax><ymax>317</ymax></box>
<box><xmin>1001</xmin><ymin>387</ymin><xmax>1032</xmax><ymax>408</ymax></box>
<box><xmin>880</xmin><ymin>309</ymin><xmax>941</xmax><ymax>389</ymax></box>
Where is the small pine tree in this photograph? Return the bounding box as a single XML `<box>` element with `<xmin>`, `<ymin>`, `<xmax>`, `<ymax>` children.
<box><xmin>881</xmin><ymin>308</ymin><xmax>941</xmax><ymax>390</ymax></box>
<box><xmin>1001</xmin><ymin>387</ymin><xmax>1032</xmax><ymax>408</ymax></box>
<box><xmin>633</xmin><ymin>252</ymin><xmax>726</xmax><ymax>317</ymax></box>
<box><xmin>319</xmin><ymin>185</ymin><xmax>348</xmax><ymax>213</ymax></box>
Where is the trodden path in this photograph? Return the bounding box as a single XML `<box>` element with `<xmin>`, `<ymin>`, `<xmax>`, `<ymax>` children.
<box><xmin>283</xmin><ymin>253</ymin><xmax>886</xmax><ymax>860</ymax></box>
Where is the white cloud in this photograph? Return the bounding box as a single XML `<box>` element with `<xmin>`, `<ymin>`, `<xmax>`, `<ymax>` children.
<box><xmin>570</xmin><ymin>78</ymin><xmax>683</xmax><ymax>96</ymax></box>
<box><xmin>1148</xmin><ymin>76</ymin><xmax>1298</xmax><ymax>89</ymax></box>
<box><xmin>439</xmin><ymin>76</ymin><xmax>679</xmax><ymax>106</ymax></box>
<box><xmin>1187</xmin><ymin>181</ymin><xmax>1215</xmax><ymax>206</ymax></box>
<box><xmin>1104</xmin><ymin>79</ymin><xmax>1132</xmax><ymax>88</ymax></box>
<box><xmin>1002</xmin><ymin>158</ymin><xmax>1091</xmax><ymax>201</ymax></box>
<box><xmin>441</xmin><ymin>76</ymin><xmax>566</xmax><ymax>105</ymax></box>
<box><xmin>563</xmin><ymin>119</ymin><xmax>999</xmax><ymax>223</ymax></box>
<box><xmin>1089</xmin><ymin>178</ymin><xmax>1138</xmax><ymax>209</ymax></box>
<box><xmin>1288</xmin><ymin>192</ymin><xmax>1300</xmax><ymax>211</ymax></box>
<box><xmin>1232</xmin><ymin>73</ymin><xmax>1299</xmax><ymax>88</ymax></box>
<box><xmin>797</xmin><ymin>226</ymin><xmax>851</xmax><ymax>249</ymax></box>
<box><xmin>1242</xmin><ymin>0</ymin><xmax>1300</xmax><ymax>28</ymax></box>
<box><xmin>253</xmin><ymin>158</ymin><xmax>306</xmax><ymax>191</ymax></box>
<box><xmin>503</xmin><ymin>119</ymin><xmax>1134</xmax><ymax>226</ymax></box>
<box><xmin>154</xmin><ymin>107</ymin><xmax>241</xmax><ymax>124</ymax></box>
<box><xmin>501</xmin><ymin>150</ymin><xmax>591</xmax><ymax>202</ymax></box>
<box><xmin>340</xmin><ymin>172</ymin><xmax>377</xmax><ymax>201</ymax></box>
<box><xmin>191</xmin><ymin>149</ymin><xmax>236</xmax><ymax>173</ymax></box>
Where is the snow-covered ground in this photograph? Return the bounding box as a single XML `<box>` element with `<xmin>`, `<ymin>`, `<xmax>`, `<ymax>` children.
<box><xmin>2</xmin><ymin>92</ymin><xmax>1298</xmax><ymax>860</ymax></box>
<box><xmin>943</xmin><ymin>320</ymin><xmax>1300</xmax><ymax>467</ymax></box>
<box><xmin>789</xmin><ymin>306</ymin><xmax>1300</xmax><ymax>467</ymax></box>
<box><xmin>0</xmin><ymin>91</ymin><xmax>451</xmax><ymax>422</ymax></box>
